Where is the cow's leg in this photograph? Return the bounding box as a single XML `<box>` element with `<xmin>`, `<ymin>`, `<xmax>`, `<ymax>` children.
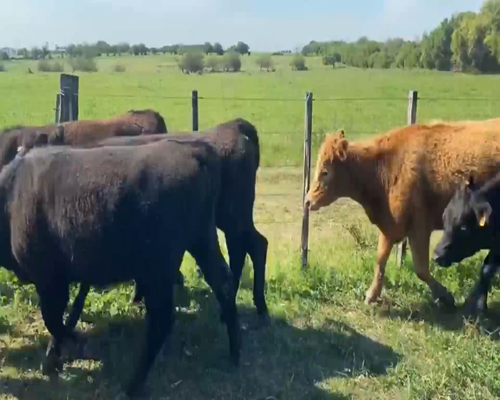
<box><xmin>464</xmin><ymin>252</ymin><xmax>500</xmax><ymax>314</ymax></box>
<box><xmin>365</xmin><ymin>233</ymin><xmax>393</xmax><ymax>304</ymax></box>
<box><xmin>190</xmin><ymin>229</ymin><xmax>241</xmax><ymax>366</ymax></box>
<box><xmin>38</xmin><ymin>282</ymin><xmax>77</xmax><ymax>375</ymax></box>
<box><xmin>65</xmin><ymin>283</ymin><xmax>90</xmax><ymax>330</ymax></box>
<box><xmin>125</xmin><ymin>277</ymin><xmax>175</xmax><ymax>397</ymax></box>
<box><xmin>225</xmin><ymin>231</ymin><xmax>247</xmax><ymax>294</ymax></box>
<box><xmin>408</xmin><ymin>229</ymin><xmax>455</xmax><ymax>308</ymax></box>
<box><xmin>245</xmin><ymin>227</ymin><xmax>270</xmax><ymax>324</ymax></box>
<box><xmin>45</xmin><ymin>283</ymin><xmax>91</xmax><ymax>359</ymax></box>
<box><xmin>132</xmin><ymin>261</ymin><xmax>185</xmax><ymax>304</ymax></box>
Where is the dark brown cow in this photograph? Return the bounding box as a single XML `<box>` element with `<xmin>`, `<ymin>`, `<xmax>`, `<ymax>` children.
<box><xmin>0</xmin><ymin>109</ymin><xmax>167</xmax><ymax>166</ymax></box>
<box><xmin>306</xmin><ymin>120</ymin><xmax>500</xmax><ymax>307</ymax></box>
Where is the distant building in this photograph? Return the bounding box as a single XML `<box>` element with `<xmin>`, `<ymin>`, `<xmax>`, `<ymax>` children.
<box><xmin>0</xmin><ymin>47</ymin><xmax>17</xmax><ymax>58</ymax></box>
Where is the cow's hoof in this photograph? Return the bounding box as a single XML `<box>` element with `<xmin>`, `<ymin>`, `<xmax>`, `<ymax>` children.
<box><xmin>42</xmin><ymin>353</ymin><xmax>62</xmax><ymax>376</ymax></box>
<box><xmin>257</xmin><ymin>312</ymin><xmax>271</xmax><ymax>327</ymax></box>
<box><xmin>230</xmin><ymin>352</ymin><xmax>240</xmax><ymax>368</ymax></box>
<box><xmin>434</xmin><ymin>292</ymin><xmax>456</xmax><ymax>310</ymax></box>
<box><xmin>464</xmin><ymin>295</ymin><xmax>487</xmax><ymax>316</ymax></box>
<box><xmin>365</xmin><ymin>285</ymin><xmax>382</xmax><ymax>305</ymax></box>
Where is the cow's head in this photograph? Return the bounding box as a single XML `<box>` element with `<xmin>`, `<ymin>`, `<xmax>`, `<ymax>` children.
<box><xmin>306</xmin><ymin>130</ymin><xmax>350</xmax><ymax>211</ymax></box>
<box><xmin>433</xmin><ymin>177</ymin><xmax>493</xmax><ymax>267</ymax></box>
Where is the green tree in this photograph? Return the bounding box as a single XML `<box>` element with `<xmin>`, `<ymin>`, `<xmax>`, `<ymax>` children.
<box><xmin>18</xmin><ymin>48</ymin><xmax>29</xmax><ymax>59</ymax></box>
<box><xmin>235</xmin><ymin>41</ymin><xmax>250</xmax><ymax>55</ymax></box>
<box><xmin>205</xmin><ymin>55</ymin><xmax>220</xmax><ymax>72</ymax></box>
<box><xmin>222</xmin><ymin>51</ymin><xmax>242</xmax><ymax>71</ymax></box>
<box><xmin>290</xmin><ymin>53</ymin><xmax>307</xmax><ymax>71</ymax></box>
<box><xmin>204</xmin><ymin>42</ymin><xmax>214</xmax><ymax>54</ymax></box>
<box><xmin>256</xmin><ymin>54</ymin><xmax>273</xmax><ymax>70</ymax></box>
<box><xmin>213</xmin><ymin>42</ymin><xmax>224</xmax><ymax>55</ymax></box>
<box><xmin>178</xmin><ymin>52</ymin><xmax>204</xmax><ymax>73</ymax></box>
<box><xmin>95</xmin><ymin>40</ymin><xmax>111</xmax><ymax>56</ymax></box>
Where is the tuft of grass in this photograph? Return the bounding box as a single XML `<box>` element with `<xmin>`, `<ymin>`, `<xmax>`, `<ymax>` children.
<box><xmin>112</xmin><ymin>64</ymin><xmax>126</xmax><ymax>73</ymax></box>
<box><xmin>68</xmin><ymin>57</ymin><xmax>98</xmax><ymax>72</ymax></box>
<box><xmin>37</xmin><ymin>60</ymin><xmax>64</xmax><ymax>72</ymax></box>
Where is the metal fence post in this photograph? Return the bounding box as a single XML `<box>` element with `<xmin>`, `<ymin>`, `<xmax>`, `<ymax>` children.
<box><xmin>192</xmin><ymin>90</ymin><xmax>199</xmax><ymax>131</ymax></box>
<box><xmin>301</xmin><ymin>92</ymin><xmax>313</xmax><ymax>268</ymax></box>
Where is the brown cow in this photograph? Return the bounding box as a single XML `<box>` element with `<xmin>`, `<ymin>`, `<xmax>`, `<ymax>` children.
<box><xmin>0</xmin><ymin>109</ymin><xmax>167</xmax><ymax>165</ymax></box>
<box><xmin>305</xmin><ymin>119</ymin><xmax>500</xmax><ymax>307</ymax></box>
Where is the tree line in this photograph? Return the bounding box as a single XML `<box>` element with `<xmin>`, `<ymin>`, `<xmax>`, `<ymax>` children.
<box><xmin>302</xmin><ymin>0</ymin><xmax>500</xmax><ymax>73</ymax></box>
<box><xmin>8</xmin><ymin>41</ymin><xmax>250</xmax><ymax>60</ymax></box>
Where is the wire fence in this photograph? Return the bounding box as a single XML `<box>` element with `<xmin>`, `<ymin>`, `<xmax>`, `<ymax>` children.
<box><xmin>5</xmin><ymin>78</ymin><xmax>500</xmax><ymax>249</ymax></box>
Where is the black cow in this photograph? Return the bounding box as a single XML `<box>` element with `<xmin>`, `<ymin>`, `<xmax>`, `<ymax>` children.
<box><xmin>0</xmin><ymin>141</ymin><xmax>240</xmax><ymax>396</ymax></box>
<box><xmin>433</xmin><ymin>175</ymin><xmax>499</xmax><ymax>314</ymax></box>
<box><xmin>68</xmin><ymin>118</ymin><xmax>270</xmax><ymax>329</ymax></box>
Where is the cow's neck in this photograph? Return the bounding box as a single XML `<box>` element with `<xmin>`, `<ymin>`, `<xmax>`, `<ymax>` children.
<box><xmin>343</xmin><ymin>145</ymin><xmax>390</xmax><ymax>227</ymax></box>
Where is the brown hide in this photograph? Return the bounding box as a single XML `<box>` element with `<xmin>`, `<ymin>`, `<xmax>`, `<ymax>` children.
<box><xmin>307</xmin><ymin>119</ymin><xmax>500</xmax><ymax>305</ymax></box>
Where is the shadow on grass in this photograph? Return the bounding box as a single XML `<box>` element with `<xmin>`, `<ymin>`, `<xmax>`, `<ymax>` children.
<box><xmin>377</xmin><ymin>297</ymin><xmax>500</xmax><ymax>339</ymax></box>
<box><xmin>0</xmin><ymin>287</ymin><xmax>400</xmax><ymax>400</ymax></box>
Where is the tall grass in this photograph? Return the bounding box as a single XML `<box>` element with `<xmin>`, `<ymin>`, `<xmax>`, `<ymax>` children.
<box><xmin>68</xmin><ymin>56</ymin><xmax>98</xmax><ymax>72</ymax></box>
<box><xmin>37</xmin><ymin>60</ymin><xmax>64</xmax><ymax>72</ymax></box>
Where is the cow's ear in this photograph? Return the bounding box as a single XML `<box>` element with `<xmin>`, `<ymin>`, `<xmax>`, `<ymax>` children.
<box><xmin>466</xmin><ymin>175</ymin><xmax>477</xmax><ymax>190</ymax></box>
<box><xmin>336</xmin><ymin>138</ymin><xmax>349</xmax><ymax>161</ymax></box>
<box><xmin>337</xmin><ymin>130</ymin><xmax>345</xmax><ymax>139</ymax></box>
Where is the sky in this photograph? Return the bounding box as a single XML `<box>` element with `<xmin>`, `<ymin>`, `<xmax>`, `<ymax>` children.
<box><xmin>0</xmin><ymin>0</ymin><xmax>485</xmax><ymax>52</ymax></box>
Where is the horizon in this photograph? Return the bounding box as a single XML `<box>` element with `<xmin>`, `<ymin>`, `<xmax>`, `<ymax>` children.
<box><xmin>0</xmin><ymin>0</ymin><xmax>484</xmax><ymax>52</ymax></box>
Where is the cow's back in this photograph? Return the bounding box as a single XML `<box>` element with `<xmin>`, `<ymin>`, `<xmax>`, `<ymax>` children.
<box><xmin>9</xmin><ymin>140</ymin><xmax>219</xmax><ymax>284</ymax></box>
<box><xmin>371</xmin><ymin>121</ymin><xmax>500</xmax><ymax>228</ymax></box>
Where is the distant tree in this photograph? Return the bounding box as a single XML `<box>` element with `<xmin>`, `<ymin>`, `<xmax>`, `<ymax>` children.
<box><xmin>18</xmin><ymin>48</ymin><xmax>29</xmax><ymax>59</ymax></box>
<box><xmin>301</xmin><ymin>41</ymin><xmax>321</xmax><ymax>55</ymax></box>
<box><xmin>235</xmin><ymin>41</ymin><xmax>250</xmax><ymax>55</ymax></box>
<box><xmin>66</xmin><ymin>44</ymin><xmax>77</xmax><ymax>57</ymax></box>
<box><xmin>290</xmin><ymin>53</ymin><xmax>307</xmax><ymax>71</ymax></box>
<box><xmin>322</xmin><ymin>52</ymin><xmax>341</xmax><ymax>67</ymax></box>
<box><xmin>213</xmin><ymin>42</ymin><xmax>224</xmax><ymax>55</ymax></box>
<box><xmin>41</xmin><ymin>43</ymin><xmax>50</xmax><ymax>59</ymax></box>
<box><xmin>178</xmin><ymin>52</ymin><xmax>204</xmax><ymax>73</ymax></box>
<box><xmin>31</xmin><ymin>47</ymin><xmax>42</xmax><ymax>60</ymax></box>
<box><xmin>256</xmin><ymin>54</ymin><xmax>273</xmax><ymax>71</ymax></box>
<box><xmin>0</xmin><ymin>52</ymin><xmax>9</xmax><ymax>61</ymax></box>
<box><xmin>204</xmin><ymin>55</ymin><xmax>220</xmax><ymax>72</ymax></box>
<box><xmin>109</xmin><ymin>45</ymin><xmax>118</xmax><ymax>56</ymax></box>
<box><xmin>204</xmin><ymin>42</ymin><xmax>214</xmax><ymax>54</ymax></box>
<box><xmin>116</xmin><ymin>42</ymin><xmax>130</xmax><ymax>56</ymax></box>
<box><xmin>95</xmin><ymin>40</ymin><xmax>111</xmax><ymax>56</ymax></box>
<box><xmin>368</xmin><ymin>51</ymin><xmax>392</xmax><ymax>69</ymax></box>
<box><xmin>222</xmin><ymin>51</ymin><xmax>242</xmax><ymax>71</ymax></box>
<box><xmin>150</xmin><ymin>47</ymin><xmax>158</xmax><ymax>55</ymax></box>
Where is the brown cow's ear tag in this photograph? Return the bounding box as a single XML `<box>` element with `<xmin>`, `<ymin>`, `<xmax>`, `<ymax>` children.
<box><xmin>479</xmin><ymin>213</ymin><xmax>487</xmax><ymax>227</ymax></box>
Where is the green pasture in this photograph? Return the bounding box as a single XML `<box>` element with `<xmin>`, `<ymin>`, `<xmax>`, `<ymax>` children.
<box><xmin>0</xmin><ymin>55</ymin><xmax>500</xmax><ymax>399</ymax></box>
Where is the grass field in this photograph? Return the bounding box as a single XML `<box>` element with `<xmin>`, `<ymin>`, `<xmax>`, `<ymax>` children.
<box><xmin>1</xmin><ymin>54</ymin><xmax>500</xmax><ymax>399</ymax></box>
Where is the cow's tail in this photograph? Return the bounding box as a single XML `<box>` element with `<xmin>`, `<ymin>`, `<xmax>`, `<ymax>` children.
<box><xmin>234</xmin><ymin>118</ymin><xmax>260</xmax><ymax>169</ymax></box>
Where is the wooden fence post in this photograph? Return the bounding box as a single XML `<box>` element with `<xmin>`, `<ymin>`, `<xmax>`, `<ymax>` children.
<box><xmin>396</xmin><ymin>90</ymin><xmax>418</xmax><ymax>268</ymax></box>
<box><xmin>59</xmin><ymin>74</ymin><xmax>79</xmax><ymax>123</ymax></box>
<box><xmin>301</xmin><ymin>92</ymin><xmax>313</xmax><ymax>268</ymax></box>
<box><xmin>192</xmin><ymin>90</ymin><xmax>199</xmax><ymax>131</ymax></box>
